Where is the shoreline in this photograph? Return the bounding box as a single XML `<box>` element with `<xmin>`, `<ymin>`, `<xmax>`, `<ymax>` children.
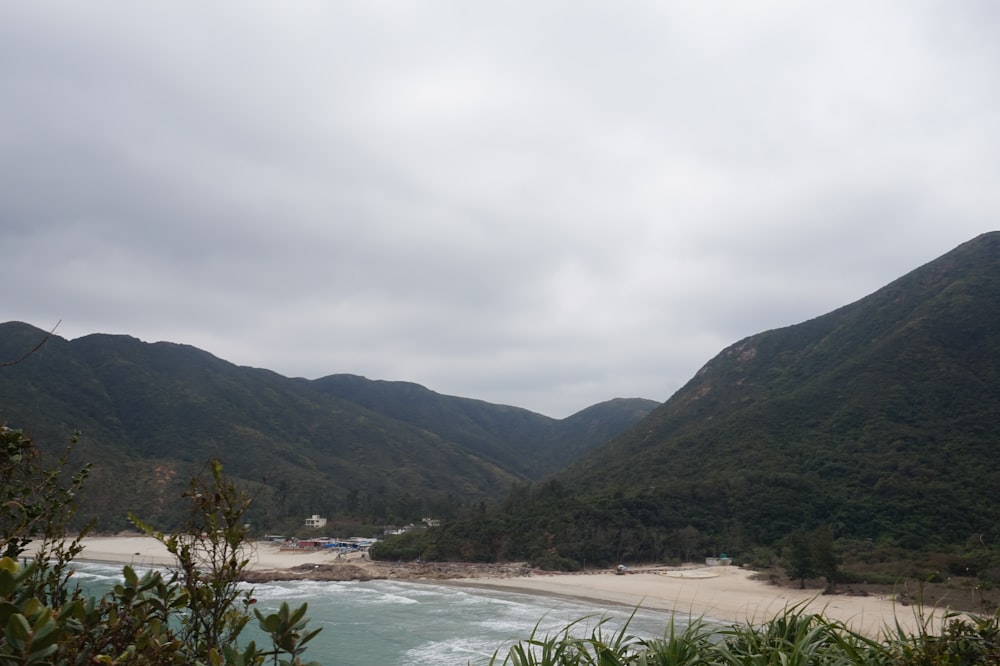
<box><xmin>439</xmin><ymin>571</ymin><xmax>942</xmax><ymax>639</ymax></box>
<box><xmin>61</xmin><ymin>536</ymin><xmax>949</xmax><ymax>639</ymax></box>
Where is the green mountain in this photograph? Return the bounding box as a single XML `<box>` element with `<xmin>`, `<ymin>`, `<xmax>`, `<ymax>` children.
<box><xmin>0</xmin><ymin>324</ymin><xmax>657</xmax><ymax>532</ymax></box>
<box><xmin>310</xmin><ymin>374</ymin><xmax>658</xmax><ymax>477</ymax></box>
<box><xmin>412</xmin><ymin>232</ymin><xmax>1000</xmax><ymax>566</ymax></box>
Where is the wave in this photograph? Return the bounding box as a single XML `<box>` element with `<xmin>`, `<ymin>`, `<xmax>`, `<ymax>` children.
<box><xmin>69</xmin><ymin>562</ymin><xmax>680</xmax><ymax>665</ymax></box>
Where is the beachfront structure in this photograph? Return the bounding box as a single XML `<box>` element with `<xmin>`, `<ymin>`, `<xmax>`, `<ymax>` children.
<box><xmin>304</xmin><ymin>514</ymin><xmax>327</xmax><ymax>528</ymax></box>
<box><xmin>279</xmin><ymin>536</ymin><xmax>377</xmax><ymax>551</ymax></box>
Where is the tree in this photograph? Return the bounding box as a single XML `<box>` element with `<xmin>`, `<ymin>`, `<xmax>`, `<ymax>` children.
<box><xmin>811</xmin><ymin>524</ymin><xmax>840</xmax><ymax>592</ymax></box>
<box><xmin>782</xmin><ymin>525</ymin><xmax>840</xmax><ymax>591</ymax></box>
<box><xmin>784</xmin><ymin>528</ymin><xmax>815</xmax><ymax>589</ymax></box>
<box><xmin>677</xmin><ymin>525</ymin><xmax>702</xmax><ymax>563</ymax></box>
<box><xmin>130</xmin><ymin>459</ymin><xmax>259</xmax><ymax>656</ymax></box>
<box><xmin>0</xmin><ymin>424</ymin><xmax>91</xmax><ymax>606</ymax></box>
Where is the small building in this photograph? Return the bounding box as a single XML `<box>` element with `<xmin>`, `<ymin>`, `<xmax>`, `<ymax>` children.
<box><xmin>305</xmin><ymin>514</ymin><xmax>327</xmax><ymax>529</ymax></box>
<box><xmin>705</xmin><ymin>554</ymin><xmax>733</xmax><ymax>566</ymax></box>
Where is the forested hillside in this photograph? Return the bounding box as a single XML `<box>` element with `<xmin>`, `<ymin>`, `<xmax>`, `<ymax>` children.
<box><xmin>0</xmin><ymin>323</ymin><xmax>656</xmax><ymax>532</ymax></box>
<box><xmin>311</xmin><ymin>374</ymin><xmax>658</xmax><ymax>477</ymax></box>
<box><xmin>397</xmin><ymin>232</ymin><xmax>1000</xmax><ymax>573</ymax></box>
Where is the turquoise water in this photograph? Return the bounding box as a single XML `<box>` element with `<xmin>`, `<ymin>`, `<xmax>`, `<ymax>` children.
<box><xmin>72</xmin><ymin>562</ymin><xmax>697</xmax><ymax>665</ymax></box>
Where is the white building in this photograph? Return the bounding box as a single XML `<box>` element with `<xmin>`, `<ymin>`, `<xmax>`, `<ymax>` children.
<box><xmin>304</xmin><ymin>514</ymin><xmax>327</xmax><ymax>528</ymax></box>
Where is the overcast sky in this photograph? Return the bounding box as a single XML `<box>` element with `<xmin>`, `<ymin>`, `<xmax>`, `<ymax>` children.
<box><xmin>2</xmin><ymin>2</ymin><xmax>997</xmax><ymax>417</ymax></box>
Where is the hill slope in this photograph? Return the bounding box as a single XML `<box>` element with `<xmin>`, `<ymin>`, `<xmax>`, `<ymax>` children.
<box><xmin>417</xmin><ymin>232</ymin><xmax>1000</xmax><ymax>565</ymax></box>
<box><xmin>573</xmin><ymin>231</ymin><xmax>1000</xmax><ymax>546</ymax></box>
<box><xmin>0</xmin><ymin>324</ymin><xmax>656</xmax><ymax>531</ymax></box>
<box><xmin>310</xmin><ymin>374</ymin><xmax>658</xmax><ymax>477</ymax></box>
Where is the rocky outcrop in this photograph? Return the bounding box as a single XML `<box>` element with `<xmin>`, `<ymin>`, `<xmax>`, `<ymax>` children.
<box><xmin>241</xmin><ymin>560</ymin><xmax>534</xmax><ymax>583</ymax></box>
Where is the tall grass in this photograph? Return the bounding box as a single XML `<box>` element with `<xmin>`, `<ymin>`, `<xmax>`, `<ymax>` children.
<box><xmin>487</xmin><ymin>604</ymin><xmax>1000</xmax><ymax>665</ymax></box>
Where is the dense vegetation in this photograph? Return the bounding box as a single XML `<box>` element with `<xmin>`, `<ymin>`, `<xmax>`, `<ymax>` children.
<box><xmin>375</xmin><ymin>233</ymin><xmax>1000</xmax><ymax>598</ymax></box>
<box><xmin>0</xmin><ymin>323</ymin><xmax>655</xmax><ymax>533</ymax></box>
<box><xmin>311</xmin><ymin>375</ymin><xmax>658</xmax><ymax>478</ymax></box>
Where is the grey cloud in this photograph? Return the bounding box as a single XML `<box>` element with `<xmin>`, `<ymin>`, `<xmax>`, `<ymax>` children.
<box><xmin>2</xmin><ymin>2</ymin><xmax>997</xmax><ymax>417</ymax></box>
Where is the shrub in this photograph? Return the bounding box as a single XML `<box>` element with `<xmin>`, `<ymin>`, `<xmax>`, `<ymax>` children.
<box><xmin>0</xmin><ymin>425</ymin><xmax>322</xmax><ymax>665</ymax></box>
<box><xmin>369</xmin><ymin>530</ymin><xmax>431</xmax><ymax>561</ymax></box>
<box><xmin>529</xmin><ymin>553</ymin><xmax>582</xmax><ymax>572</ymax></box>
<box><xmin>488</xmin><ymin>605</ymin><xmax>1000</xmax><ymax>665</ymax></box>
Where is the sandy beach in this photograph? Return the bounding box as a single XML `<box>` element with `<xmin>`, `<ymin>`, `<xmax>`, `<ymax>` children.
<box><xmin>449</xmin><ymin>568</ymin><xmax>946</xmax><ymax>639</ymax></box>
<box><xmin>63</xmin><ymin>536</ymin><xmax>946</xmax><ymax>639</ymax></box>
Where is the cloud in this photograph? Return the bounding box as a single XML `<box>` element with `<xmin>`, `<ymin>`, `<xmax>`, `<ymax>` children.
<box><xmin>2</xmin><ymin>2</ymin><xmax>997</xmax><ymax>417</ymax></box>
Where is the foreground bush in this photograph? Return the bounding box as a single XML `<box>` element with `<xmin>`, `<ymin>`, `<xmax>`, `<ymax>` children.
<box><xmin>488</xmin><ymin>605</ymin><xmax>1000</xmax><ymax>665</ymax></box>
<box><xmin>0</xmin><ymin>425</ymin><xmax>321</xmax><ymax>665</ymax></box>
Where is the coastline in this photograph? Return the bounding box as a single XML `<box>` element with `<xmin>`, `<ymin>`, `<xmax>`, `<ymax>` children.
<box><xmin>63</xmin><ymin>536</ymin><xmax>947</xmax><ymax>639</ymax></box>
<box><xmin>441</xmin><ymin>569</ymin><xmax>943</xmax><ymax>639</ymax></box>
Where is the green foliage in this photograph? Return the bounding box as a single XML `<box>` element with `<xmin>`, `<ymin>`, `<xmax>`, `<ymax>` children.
<box><xmin>312</xmin><ymin>376</ymin><xmax>658</xmax><ymax>479</ymax></box>
<box><xmin>528</xmin><ymin>554</ymin><xmax>582</xmax><ymax>573</ymax></box>
<box><xmin>253</xmin><ymin>602</ymin><xmax>322</xmax><ymax>666</ymax></box>
<box><xmin>0</xmin><ymin>427</ymin><xmax>321</xmax><ymax>665</ymax></box>
<box><xmin>0</xmin><ymin>425</ymin><xmax>92</xmax><ymax>608</ymax></box>
<box><xmin>368</xmin><ymin>530</ymin><xmax>431</xmax><ymax>561</ymax></box>
<box><xmin>883</xmin><ymin>609</ymin><xmax>1000</xmax><ymax>665</ymax></box>
<box><xmin>489</xmin><ymin>613</ymin><xmax>643</xmax><ymax>666</ymax></box>
<box><xmin>60</xmin><ymin>562</ymin><xmax>190</xmax><ymax>663</ymax></box>
<box><xmin>810</xmin><ymin>525</ymin><xmax>840</xmax><ymax>590</ymax></box>
<box><xmin>129</xmin><ymin>459</ymin><xmax>257</xmax><ymax>657</ymax></box>
<box><xmin>382</xmin><ymin>483</ymin><xmax>717</xmax><ymax>569</ymax></box>
<box><xmin>489</xmin><ymin>605</ymin><xmax>1000</xmax><ymax>665</ymax></box>
<box><xmin>739</xmin><ymin>546</ymin><xmax>778</xmax><ymax>570</ymax></box>
<box><xmin>783</xmin><ymin>529</ymin><xmax>816</xmax><ymax>589</ymax></box>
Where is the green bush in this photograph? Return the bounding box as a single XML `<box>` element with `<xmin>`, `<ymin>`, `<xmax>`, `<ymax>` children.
<box><xmin>739</xmin><ymin>545</ymin><xmax>778</xmax><ymax>569</ymax></box>
<box><xmin>369</xmin><ymin>530</ymin><xmax>431</xmax><ymax>561</ymax></box>
<box><xmin>529</xmin><ymin>553</ymin><xmax>582</xmax><ymax>572</ymax></box>
<box><xmin>0</xmin><ymin>425</ymin><xmax>322</xmax><ymax>665</ymax></box>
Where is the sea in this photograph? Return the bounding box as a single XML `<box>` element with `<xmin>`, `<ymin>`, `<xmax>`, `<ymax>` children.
<box><xmin>72</xmin><ymin>562</ymin><xmax>703</xmax><ymax>666</ymax></box>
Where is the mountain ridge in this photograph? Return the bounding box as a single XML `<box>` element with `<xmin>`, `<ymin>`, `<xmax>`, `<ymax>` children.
<box><xmin>571</xmin><ymin>231</ymin><xmax>1000</xmax><ymax>544</ymax></box>
<box><xmin>0</xmin><ymin>321</ymin><xmax>658</xmax><ymax>531</ymax></box>
<box><xmin>403</xmin><ymin>232</ymin><xmax>1000</xmax><ymax>566</ymax></box>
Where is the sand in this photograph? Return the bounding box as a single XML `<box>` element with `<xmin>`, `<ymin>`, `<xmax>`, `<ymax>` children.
<box><xmin>60</xmin><ymin>536</ymin><xmax>947</xmax><ymax>638</ymax></box>
<box><xmin>61</xmin><ymin>535</ymin><xmax>343</xmax><ymax>570</ymax></box>
<box><xmin>450</xmin><ymin>567</ymin><xmax>946</xmax><ymax>638</ymax></box>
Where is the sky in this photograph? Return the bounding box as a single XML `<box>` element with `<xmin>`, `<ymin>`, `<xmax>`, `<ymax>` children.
<box><xmin>2</xmin><ymin>2</ymin><xmax>998</xmax><ymax>418</ymax></box>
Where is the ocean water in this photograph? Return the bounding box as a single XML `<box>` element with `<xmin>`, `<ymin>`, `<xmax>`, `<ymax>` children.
<box><xmin>72</xmin><ymin>562</ymin><xmax>699</xmax><ymax>665</ymax></box>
